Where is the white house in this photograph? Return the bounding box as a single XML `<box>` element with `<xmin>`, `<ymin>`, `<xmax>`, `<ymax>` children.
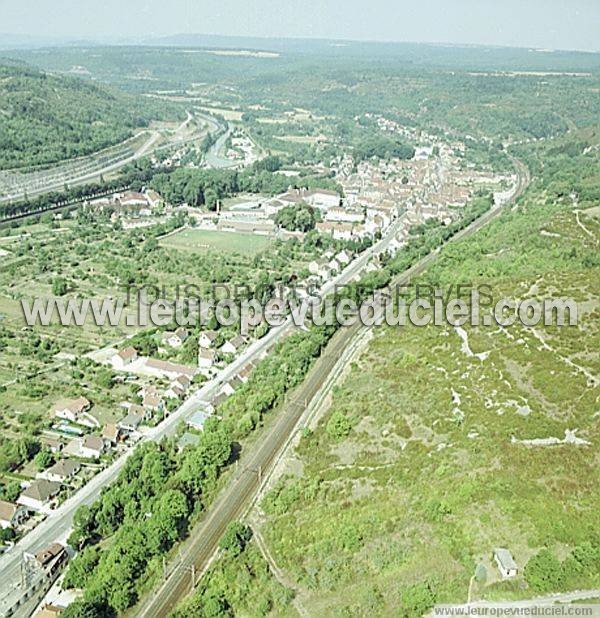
<box><xmin>304</xmin><ymin>189</ymin><xmax>341</xmax><ymax>210</ymax></box>
<box><xmin>42</xmin><ymin>459</ymin><xmax>81</xmax><ymax>484</ymax></box>
<box><xmin>198</xmin><ymin>348</ymin><xmax>217</xmax><ymax>370</ymax></box>
<box><xmin>0</xmin><ymin>500</ymin><xmax>28</xmax><ymax>529</ymax></box>
<box><xmin>161</xmin><ymin>327</ymin><xmax>189</xmax><ymax>349</ymax></box>
<box><xmin>145</xmin><ymin>359</ymin><xmax>197</xmax><ymax>381</ymax></box>
<box><xmin>315</xmin><ymin>221</ymin><xmax>354</xmax><ymax>241</ymax></box>
<box><xmin>199</xmin><ymin>331</ymin><xmax>218</xmax><ymax>349</ymax></box>
<box><xmin>494</xmin><ymin>548</ymin><xmax>518</xmax><ymax>578</ymax></box>
<box><xmin>325</xmin><ymin>207</ymin><xmax>363</xmax><ymax>223</ymax></box>
<box><xmin>18</xmin><ymin>480</ymin><xmax>61</xmax><ymax>512</ymax></box>
<box><xmin>80</xmin><ymin>436</ymin><xmax>107</xmax><ymax>459</ymax></box>
<box><xmin>165</xmin><ymin>375</ymin><xmax>191</xmax><ymax>400</ymax></box>
<box><xmin>113</xmin><ymin>347</ymin><xmax>138</xmax><ymax>369</ymax></box>
<box><xmin>308</xmin><ymin>259</ymin><xmax>326</xmax><ymax>276</ymax></box>
<box><xmin>220</xmin><ymin>335</ymin><xmax>245</xmax><ymax>356</ymax></box>
<box><xmin>335</xmin><ymin>250</ymin><xmax>352</xmax><ymax>266</ymax></box>
<box><xmin>220</xmin><ymin>376</ymin><xmax>243</xmax><ymax>397</ymax></box>
<box><xmin>53</xmin><ymin>397</ymin><xmax>99</xmax><ymax>428</ymax></box>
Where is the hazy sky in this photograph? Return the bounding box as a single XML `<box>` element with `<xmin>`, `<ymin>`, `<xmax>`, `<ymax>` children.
<box><xmin>1</xmin><ymin>0</ymin><xmax>598</xmax><ymax>52</ymax></box>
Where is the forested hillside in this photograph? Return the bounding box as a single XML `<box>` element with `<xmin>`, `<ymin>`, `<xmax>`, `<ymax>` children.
<box><xmin>0</xmin><ymin>63</ymin><xmax>177</xmax><ymax>169</ymax></box>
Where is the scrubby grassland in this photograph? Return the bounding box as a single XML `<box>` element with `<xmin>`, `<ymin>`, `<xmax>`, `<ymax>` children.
<box><xmin>0</xmin><ymin>63</ymin><xmax>178</xmax><ymax>169</ymax></box>
<box><xmin>256</xmin><ymin>132</ymin><xmax>600</xmax><ymax>615</ymax></box>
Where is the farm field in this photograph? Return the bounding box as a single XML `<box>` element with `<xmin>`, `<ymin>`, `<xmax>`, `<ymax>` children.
<box><xmin>159</xmin><ymin>228</ymin><xmax>274</xmax><ymax>256</ymax></box>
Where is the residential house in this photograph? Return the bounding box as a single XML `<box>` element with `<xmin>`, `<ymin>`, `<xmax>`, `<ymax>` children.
<box><xmin>315</xmin><ymin>221</ymin><xmax>354</xmax><ymax>241</ymax></box>
<box><xmin>316</xmin><ymin>263</ymin><xmax>334</xmax><ymax>280</ymax></box>
<box><xmin>198</xmin><ymin>330</ymin><xmax>218</xmax><ymax>349</ymax></box>
<box><xmin>18</xmin><ymin>480</ymin><xmax>61</xmax><ymax>512</ymax></box>
<box><xmin>221</xmin><ymin>335</ymin><xmax>245</xmax><ymax>356</ymax></box>
<box><xmin>324</xmin><ymin>207</ymin><xmax>364</xmax><ymax>223</ymax></box>
<box><xmin>102</xmin><ymin>423</ymin><xmax>122</xmax><ymax>445</ymax></box>
<box><xmin>220</xmin><ymin>376</ymin><xmax>243</xmax><ymax>397</ymax></box>
<box><xmin>177</xmin><ymin>432</ymin><xmax>200</xmax><ymax>452</ymax></box>
<box><xmin>53</xmin><ymin>397</ymin><xmax>98</xmax><ymax>428</ymax></box>
<box><xmin>0</xmin><ymin>500</ymin><xmax>28</xmax><ymax>529</ymax></box>
<box><xmin>145</xmin><ymin>359</ymin><xmax>197</xmax><ymax>380</ymax></box>
<box><xmin>335</xmin><ymin>250</ymin><xmax>352</xmax><ymax>266</ymax></box>
<box><xmin>143</xmin><ymin>393</ymin><xmax>165</xmax><ymax>414</ymax></box>
<box><xmin>165</xmin><ymin>375</ymin><xmax>190</xmax><ymax>400</ymax></box>
<box><xmin>198</xmin><ymin>348</ymin><xmax>217</xmax><ymax>370</ymax></box>
<box><xmin>42</xmin><ymin>459</ymin><xmax>81</xmax><ymax>484</ymax></box>
<box><xmin>211</xmin><ymin>391</ymin><xmax>229</xmax><ymax>410</ymax></box>
<box><xmin>494</xmin><ymin>548</ymin><xmax>518</xmax><ymax>578</ymax></box>
<box><xmin>161</xmin><ymin>327</ymin><xmax>189</xmax><ymax>348</ymax></box>
<box><xmin>118</xmin><ymin>191</ymin><xmax>148</xmax><ymax>208</ymax></box>
<box><xmin>80</xmin><ymin>436</ymin><xmax>106</xmax><ymax>459</ymax></box>
<box><xmin>186</xmin><ymin>410</ymin><xmax>209</xmax><ymax>431</ymax></box>
<box><xmin>113</xmin><ymin>347</ymin><xmax>138</xmax><ymax>369</ymax></box>
<box><xmin>118</xmin><ymin>412</ymin><xmax>144</xmax><ymax>433</ymax></box>
<box><xmin>327</xmin><ymin>258</ymin><xmax>342</xmax><ymax>274</ymax></box>
<box><xmin>34</xmin><ymin>543</ymin><xmax>68</xmax><ymax>576</ymax></box>
<box><xmin>34</xmin><ymin>604</ymin><xmax>63</xmax><ymax>618</ymax></box>
<box><xmin>237</xmin><ymin>363</ymin><xmax>255</xmax><ymax>383</ymax></box>
<box><xmin>41</xmin><ymin>437</ymin><xmax>64</xmax><ymax>454</ymax></box>
<box><xmin>173</xmin><ymin>374</ymin><xmax>191</xmax><ymax>392</ymax></box>
<box><xmin>308</xmin><ymin>259</ymin><xmax>326</xmax><ymax>276</ymax></box>
<box><xmin>165</xmin><ymin>383</ymin><xmax>185</xmax><ymax>400</ymax></box>
<box><xmin>144</xmin><ymin>189</ymin><xmax>163</xmax><ymax>209</ymax></box>
<box><xmin>137</xmin><ymin>383</ymin><xmax>159</xmax><ymax>399</ymax></box>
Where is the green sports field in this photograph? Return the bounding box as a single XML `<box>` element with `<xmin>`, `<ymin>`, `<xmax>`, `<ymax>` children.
<box><xmin>159</xmin><ymin>228</ymin><xmax>273</xmax><ymax>256</ymax></box>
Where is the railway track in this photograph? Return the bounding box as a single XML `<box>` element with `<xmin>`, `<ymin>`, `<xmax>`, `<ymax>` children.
<box><xmin>137</xmin><ymin>160</ymin><xmax>531</xmax><ymax>617</ymax></box>
<box><xmin>137</xmin><ymin>324</ymin><xmax>360</xmax><ymax>617</ymax></box>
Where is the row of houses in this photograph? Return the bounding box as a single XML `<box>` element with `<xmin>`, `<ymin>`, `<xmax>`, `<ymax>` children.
<box><xmin>308</xmin><ymin>249</ymin><xmax>352</xmax><ymax>280</ymax></box>
<box><xmin>198</xmin><ymin>332</ymin><xmax>248</xmax><ymax>372</ymax></box>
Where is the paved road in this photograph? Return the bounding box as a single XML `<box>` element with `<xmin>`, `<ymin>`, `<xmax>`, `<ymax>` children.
<box><xmin>431</xmin><ymin>589</ymin><xmax>600</xmax><ymax>614</ymax></box>
<box><xmin>136</xmin><ymin>163</ymin><xmax>530</xmax><ymax>617</ymax></box>
<box><xmin>0</xmin><ymin>210</ymin><xmax>404</xmax><ymax>614</ymax></box>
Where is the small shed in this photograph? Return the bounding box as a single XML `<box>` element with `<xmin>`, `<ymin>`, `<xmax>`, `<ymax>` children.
<box><xmin>494</xmin><ymin>548</ymin><xmax>518</xmax><ymax>578</ymax></box>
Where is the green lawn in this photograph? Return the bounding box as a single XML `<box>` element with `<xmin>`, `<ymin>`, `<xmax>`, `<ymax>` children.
<box><xmin>159</xmin><ymin>228</ymin><xmax>273</xmax><ymax>256</ymax></box>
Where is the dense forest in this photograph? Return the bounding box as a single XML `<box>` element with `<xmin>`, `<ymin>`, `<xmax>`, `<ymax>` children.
<box><xmin>0</xmin><ymin>63</ymin><xmax>179</xmax><ymax>169</ymax></box>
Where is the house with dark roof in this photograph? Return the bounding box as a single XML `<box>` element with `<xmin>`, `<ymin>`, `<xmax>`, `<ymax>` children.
<box><xmin>118</xmin><ymin>412</ymin><xmax>144</xmax><ymax>433</ymax></box>
<box><xmin>42</xmin><ymin>459</ymin><xmax>81</xmax><ymax>483</ymax></box>
<box><xmin>18</xmin><ymin>480</ymin><xmax>61</xmax><ymax>512</ymax></box>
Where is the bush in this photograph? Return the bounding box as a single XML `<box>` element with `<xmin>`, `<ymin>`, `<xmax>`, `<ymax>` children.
<box><xmin>524</xmin><ymin>548</ymin><xmax>564</xmax><ymax>592</ymax></box>
<box><xmin>219</xmin><ymin>522</ymin><xmax>253</xmax><ymax>557</ymax></box>
<box><xmin>399</xmin><ymin>582</ymin><xmax>437</xmax><ymax>617</ymax></box>
<box><xmin>326</xmin><ymin>411</ymin><xmax>352</xmax><ymax>441</ymax></box>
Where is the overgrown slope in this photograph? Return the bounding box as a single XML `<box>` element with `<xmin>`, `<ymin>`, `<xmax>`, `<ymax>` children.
<box><xmin>0</xmin><ymin>63</ymin><xmax>176</xmax><ymax>169</ymax></box>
